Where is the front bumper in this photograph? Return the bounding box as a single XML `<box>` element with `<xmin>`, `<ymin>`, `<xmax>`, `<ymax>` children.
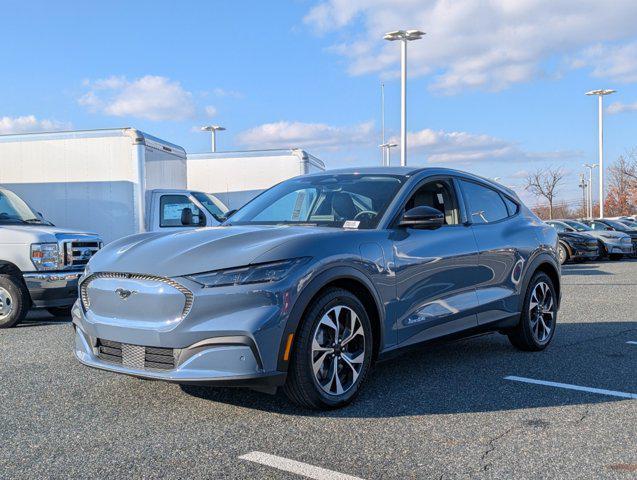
<box><xmin>24</xmin><ymin>271</ymin><xmax>82</xmax><ymax>308</ymax></box>
<box><xmin>73</xmin><ymin>321</ymin><xmax>286</xmax><ymax>391</ymax></box>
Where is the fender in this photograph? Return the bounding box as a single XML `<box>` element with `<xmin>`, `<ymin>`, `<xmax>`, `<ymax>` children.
<box><xmin>275</xmin><ymin>263</ymin><xmax>385</xmax><ymax>372</ymax></box>
<box><xmin>517</xmin><ymin>250</ymin><xmax>561</xmax><ymax>315</ymax></box>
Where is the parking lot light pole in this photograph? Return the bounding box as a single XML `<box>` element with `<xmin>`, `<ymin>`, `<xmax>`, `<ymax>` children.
<box><xmin>585</xmin><ymin>89</ymin><xmax>615</xmax><ymax>218</ymax></box>
<box><xmin>379</xmin><ymin>142</ymin><xmax>398</xmax><ymax>166</ymax></box>
<box><xmin>384</xmin><ymin>29</ymin><xmax>425</xmax><ymax>167</ymax></box>
<box><xmin>200</xmin><ymin>125</ymin><xmax>226</xmax><ymax>152</ymax></box>
<box><xmin>583</xmin><ymin>163</ymin><xmax>598</xmax><ymax>219</ymax></box>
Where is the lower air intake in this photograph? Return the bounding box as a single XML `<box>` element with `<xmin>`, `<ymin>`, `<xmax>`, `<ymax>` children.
<box><xmin>97</xmin><ymin>339</ymin><xmax>175</xmax><ymax>370</ymax></box>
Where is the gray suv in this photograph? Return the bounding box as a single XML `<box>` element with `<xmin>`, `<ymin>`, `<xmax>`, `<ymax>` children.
<box><xmin>73</xmin><ymin>167</ymin><xmax>561</xmax><ymax>409</ymax></box>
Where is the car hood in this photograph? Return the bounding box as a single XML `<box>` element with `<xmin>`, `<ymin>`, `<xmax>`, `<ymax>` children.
<box><xmin>560</xmin><ymin>232</ymin><xmax>595</xmax><ymax>242</ymax></box>
<box><xmin>583</xmin><ymin>230</ymin><xmax>629</xmax><ymax>240</ymax></box>
<box><xmin>88</xmin><ymin>225</ymin><xmax>337</xmax><ymax>278</ymax></box>
<box><xmin>0</xmin><ymin>224</ymin><xmax>99</xmax><ymax>244</ymax></box>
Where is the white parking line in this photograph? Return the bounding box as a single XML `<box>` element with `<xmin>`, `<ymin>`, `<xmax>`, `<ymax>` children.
<box><xmin>504</xmin><ymin>376</ymin><xmax>637</xmax><ymax>399</ymax></box>
<box><xmin>627</xmin><ymin>341</ymin><xmax>637</xmax><ymax>345</ymax></box>
<box><xmin>239</xmin><ymin>451</ymin><xmax>364</xmax><ymax>480</ymax></box>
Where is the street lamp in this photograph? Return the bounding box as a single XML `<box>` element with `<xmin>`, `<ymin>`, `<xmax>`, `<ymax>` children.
<box><xmin>384</xmin><ymin>29</ymin><xmax>425</xmax><ymax>167</ymax></box>
<box><xmin>200</xmin><ymin>125</ymin><xmax>226</xmax><ymax>152</ymax></box>
<box><xmin>583</xmin><ymin>163</ymin><xmax>598</xmax><ymax>219</ymax></box>
<box><xmin>578</xmin><ymin>173</ymin><xmax>588</xmax><ymax>218</ymax></box>
<box><xmin>585</xmin><ymin>89</ymin><xmax>615</xmax><ymax>218</ymax></box>
<box><xmin>379</xmin><ymin>142</ymin><xmax>398</xmax><ymax>166</ymax></box>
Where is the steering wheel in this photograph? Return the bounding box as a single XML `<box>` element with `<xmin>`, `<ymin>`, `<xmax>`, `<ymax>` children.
<box><xmin>354</xmin><ymin>210</ymin><xmax>377</xmax><ymax>221</ymax></box>
<box><xmin>0</xmin><ymin>212</ymin><xmax>9</xmax><ymax>219</ymax></box>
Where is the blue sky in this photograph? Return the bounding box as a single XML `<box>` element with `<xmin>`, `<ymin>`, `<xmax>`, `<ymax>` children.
<box><xmin>2</xmin><ymin>0</ymin><xmax>637</xmax><ymax>206</ymax></box>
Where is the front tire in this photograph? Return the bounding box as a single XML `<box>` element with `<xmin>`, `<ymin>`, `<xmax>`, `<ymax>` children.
<box><xmin>508</xmin><ymin>272</ymin><xmax>557</xmax><ymax>351</ymax></box>
<box><xmin>0</xmin><ymin>274</ymin><xmax>30</xmax><ymax>329</ymax></box>
<box><xmin>283</xmin><ymin>288</ymin><xmax>373</xmax><ymax>409</ymax></box>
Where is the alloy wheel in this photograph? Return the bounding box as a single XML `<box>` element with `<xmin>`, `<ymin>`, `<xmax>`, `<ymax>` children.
<box><xmin>0</xmin><ymin>287</ymin><xmax>14</xmax><ymax>320</ymax></box>
<box><xmin>528</xmin><ymin>281</ymin><xmax>554</xmax><ymax>343</ymax></box>
<box><xmin>558</xmin><ymin>245</ymin><xmax>567</xmax><ymax>264</ymax></box>
<box><xmin>311</xmin><ymin>305</ymin><xmax>365</xmax><ymax>396</ymax></box>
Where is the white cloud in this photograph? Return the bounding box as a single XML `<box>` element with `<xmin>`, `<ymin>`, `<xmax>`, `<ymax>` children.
<box><xmin>236</xmin><ymin>120</ymin><xmax>376</xmax><ymax>150</ymax></box>
<box><xmin>607</xmin><ymin>101</ymin><xmax>637</xmax><ymax>115</ymax></box>
<box><xmin>79</xmin><ymin>75</ymin><xmax>197</xmax><ymax>121</ymax></box>
<box><xmin>571</xmin><ymin>41</ymin><xmax>637</xmax><ymax>84</ymax></box>
<box><xmin>204</xmin><ymin>105</ymin><xmax>217</xmax><ymax>117</ymax></box>
<box><xmin>304</xmin><ymin>0</ymin><xmax>637</xmax><ymax>93</ymax></box>
<box><xmin>0</xmin><ymin>115</ymin><xmax>71</xmax><ymax>134</ymax></box>
<box><xmin>212</xmin><ymin>88</ymin><xmax>244</xmax><ymax>98</ymax></box>
<box><xmin>390</xmin><ymin>128</ymin><xmax>580</xmax><ymax>165</ymax></box>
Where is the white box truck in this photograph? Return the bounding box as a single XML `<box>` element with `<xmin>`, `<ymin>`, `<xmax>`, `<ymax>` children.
<box><xmin>187</xmin><ymin>149</ymin><xmax>325</xmax><ymax>210</ymax></box>
<box><xmin>0</xmin><ymin>128</ymin><xmax>228</xmax><ymax>244</ymax></box>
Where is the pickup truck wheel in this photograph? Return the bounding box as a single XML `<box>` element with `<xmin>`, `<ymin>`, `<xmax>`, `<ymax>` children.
<box><xmin>0</xmin><ymin>275</ymin><xmax>29</xmax><ymax>328</ymax></box>
<box><xmin>46</xmin><ymin>306</ymin><xmax>73</xmax><ymax>318</ymax></box>
<box><xmin>283</xmin><ymin>288</ymin><xmax>373</xmax><ymax>409</ymax></box>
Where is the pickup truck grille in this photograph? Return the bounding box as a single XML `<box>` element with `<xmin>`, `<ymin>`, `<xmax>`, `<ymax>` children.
<box><xmin>97</xmin><ymin>339</ymin><xmax>175</xmax><ymax>370</ymax></box>
<box><xmin>63</xmin><ymin>240</ymin><xmax>101</xmax><ymax>268</ymax></box>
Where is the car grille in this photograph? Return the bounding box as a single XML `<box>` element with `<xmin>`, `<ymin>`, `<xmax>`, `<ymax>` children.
<box><xmin>97</xmin><ymin>339</ymin><xmax>175</xmax><ymax>370</ymax></box>
<box><xmin>63</xmin><ymin>240</ymin><xmax>101</xmax><ymax>268</ymax></box>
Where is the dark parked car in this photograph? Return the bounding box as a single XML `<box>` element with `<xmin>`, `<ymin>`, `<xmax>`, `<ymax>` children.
<box><xmin>581</xmin><ymin>219</ymin><xmax>637</xmax><ymax>257</ymax></box>
<box><xmin>544</xmin><ymin>220</ymin><xmax>599</xmax><ymax>264</ymax></box>
<box><xmin>74</xmin><ymin>167</ymin><xmax>561</xmax><ymax>409</ymax></box>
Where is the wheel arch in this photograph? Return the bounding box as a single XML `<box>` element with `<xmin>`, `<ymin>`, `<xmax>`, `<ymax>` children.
<box><xmin>519</xmin><ymin>254</ymin><xmax>561</xmax><ymax>312</ymax></box>
<box><xmin>276</xmin><ymin>265</ymin><xmax>384</xmax><ymax>372</ymax></box>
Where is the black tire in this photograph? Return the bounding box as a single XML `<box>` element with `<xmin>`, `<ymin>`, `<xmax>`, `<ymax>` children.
<box><xmin>283</xmin><ymin>288</ymin><xmax>373</xmax><ymax>409</ymax></box>
<box><xmin>0</xmin><ymin>274</ymin><xmax>30</xmax><ymax>328</ymax></box>
<box><xmin>508</xmin><ymin>272</ymin><xmax>557</xmax><ymax>351</ymax></box>
<box><xmin>46</xmin><ymin>306</ymin><xmax>73</xmax><ymax>318</ymax></box>
<box><xmin>598</xmin><ymin>242</ymin><xmax>608</xmax><ymax>259</ymax></box>
<box><xmin>557</xmin><ymin>243</ymin><xmax>569</xmax><ymax>265</ymax></box>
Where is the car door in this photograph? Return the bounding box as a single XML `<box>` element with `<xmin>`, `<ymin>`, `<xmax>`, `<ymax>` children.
<box><xmin>391</xmin><ymin>176</ymin><xmax>481</xmax><ymax>347</ymax></box>
<box><xmin>458</xmin><ymin>179</ymin><xmax>533</xmax><ymax>325</ymax></box>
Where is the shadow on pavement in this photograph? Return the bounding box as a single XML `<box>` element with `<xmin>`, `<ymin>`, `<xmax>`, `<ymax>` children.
<box><xmin>182</xmin><ymin>321</ymin><xmax>637</xmax><ymax>418</ymax></box>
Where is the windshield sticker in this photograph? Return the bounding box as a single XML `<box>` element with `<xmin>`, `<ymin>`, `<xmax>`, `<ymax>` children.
<box><xmin>343</xmin><ymin>220</ymin><xmax>360</xmax><ymax>229</ymax></box>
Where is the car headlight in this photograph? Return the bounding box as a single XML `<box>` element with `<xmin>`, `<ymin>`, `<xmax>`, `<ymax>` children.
<box><xmin>187</xmin><ymin>258</ymin><xmax>307</xmax><ymax>288</ymax></box>
<box><xmin>30</xmin><ymin>243</ymin><xmax>62</xmax><ymax>270</ymax></box>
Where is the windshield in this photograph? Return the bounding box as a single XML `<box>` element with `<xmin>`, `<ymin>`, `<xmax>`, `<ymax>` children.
<box><xmin>0</xmin><ymin>190</ymin><xmax>41</xmax><ymax>224</ymax></box>
<box><xmin>603</xmin><ymin>219</ymin><xmax>630</xmax><ymax>231</ymax></box>
<box><xmin>563</xmin><ymin>220</ymin><xmax>592</xmax><ymax>232</ymax></box>
<box><xmin>225</xmin><ymin>174</ymin><xmax>405</xmax><ymax>229</ymax></box>
<box><xmin>192</xmin><ymin>192</ymin><xmax>228</xmax><ymax>222</ymax></box>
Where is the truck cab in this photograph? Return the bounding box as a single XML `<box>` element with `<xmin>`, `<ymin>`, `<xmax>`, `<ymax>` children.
<box><xmin>0</xmin><ymin>188</ymin><xmax>102</xmax><ymax>327</ymax></box>
<box><xmin>146</xmin><ymin>189</ymin><xmax>229</xmax><ymax>232</ymax></box>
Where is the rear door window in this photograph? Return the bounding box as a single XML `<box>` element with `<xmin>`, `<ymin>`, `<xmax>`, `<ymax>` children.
<box><xmin>460</xmin><ymin>180</ymin><xmax>509</xmax><ymax>224</ymax></box>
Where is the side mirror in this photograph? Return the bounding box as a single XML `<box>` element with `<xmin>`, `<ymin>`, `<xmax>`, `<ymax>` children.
<box><xmin>181</xmin><ymin>207</ymin><xmax>194</xmax><ymax>226</ymax></box>
<box><xmin>399</xmin><ymin>206</ymin><xmax>444</xmax><ymax>229</ymax></box>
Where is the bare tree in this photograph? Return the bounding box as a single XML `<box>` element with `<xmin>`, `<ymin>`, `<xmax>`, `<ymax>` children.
<box><xmin>525</xmin><ymin>167</ymin><xmax>565</xmax><ymax>220</ymax></box>
<box><xmin>617</xmin><ymin>149</ymin><xmax>637</xmax><ymax>183</ymax></box>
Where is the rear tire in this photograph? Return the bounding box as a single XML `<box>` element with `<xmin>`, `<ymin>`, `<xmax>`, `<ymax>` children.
<box><xmin>283</xmin><ymin>288</ymin><xmax>373</xmax><ymax>409</ymax></box>
<box><xmin>0</xmin><ymin>274</ymin><xmax>30</xmax><ymax>329</ymax></box>
<box><xmin>557</xmin><ymin>243</ymin><xmax>569</xmax><ymax>265</ymax></box>
<box><xmin>508</xmin><ymin>272</ymin><xmax>557</xmax><ymax>351</ymax></box>
<box><xmin>46</xmin><ymin>306</ymin><xmax>73</xmax><ymax>318</ymax></box>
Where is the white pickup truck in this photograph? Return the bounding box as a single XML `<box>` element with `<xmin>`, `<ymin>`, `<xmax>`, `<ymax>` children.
<box><xmin>0</xmin><ymin>188</ymin><xmax>102</xmax><ymax>327</ymax></box>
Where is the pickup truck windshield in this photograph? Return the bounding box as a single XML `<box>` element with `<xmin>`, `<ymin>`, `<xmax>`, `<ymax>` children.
<box><xmin>226</xmin><ymin>174</ymin><xmax>404</xmax><ymax>229</ymax></box>
<box><xmin>192</xmin><ymin>192</ymin><xmax>228</xmax><ymax>222</ymax></box>
<box><xmin>0</xmin><ymin>189</ymin><xmax>42</xmax><ymax>224</ymax></box>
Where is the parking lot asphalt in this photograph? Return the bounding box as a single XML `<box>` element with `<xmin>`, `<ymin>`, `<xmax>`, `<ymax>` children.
<box><xmin>1</xmin><ymin>260</ymin><xmax>636</xmax><ymax>479</ymax></box>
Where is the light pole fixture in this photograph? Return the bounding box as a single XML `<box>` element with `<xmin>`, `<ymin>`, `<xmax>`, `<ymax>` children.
<box><xmin>578</xmin><ymin>173</ymin><xmax>588</xmax><ymax>218</ymax></box>
<box><xmin>379</xmin><ymin>142</ymin><xmax>398</xmax><ymax>166</ymax></box>
<box><xmin>384</xmin><ymin>29</ymin><xmax>425</xmax><ymax>167</ymax></box>
<box><xmin>200</xmin><ymin>125</ymin><xmax>226</xmax><ymax>152</ymax></box>
<box><xmin>585</xmin><ymin>89</ymin><xmax>615</xmax><ymax>218</ymax></box>
<box><xmin>583</xmin><ymin>163</ymin><xmax>598</xmax><ymax>219</ymax></box>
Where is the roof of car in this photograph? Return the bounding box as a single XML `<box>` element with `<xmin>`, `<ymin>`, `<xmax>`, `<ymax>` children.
<box><xmin>303</xmin><ymin>166</ymin><xmax>517</xmax><ymax>196</ymax></box>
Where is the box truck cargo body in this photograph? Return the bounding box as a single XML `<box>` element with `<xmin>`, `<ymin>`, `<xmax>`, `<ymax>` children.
<box><xmin>187</xmin><ymin>149</ymin><xmax>325</xmax><ymax>210</ymax></box>
<box><xmin>0</xmin><ymin>129</ymin><xmax>225</xmax><ymax>243</ymax></box>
